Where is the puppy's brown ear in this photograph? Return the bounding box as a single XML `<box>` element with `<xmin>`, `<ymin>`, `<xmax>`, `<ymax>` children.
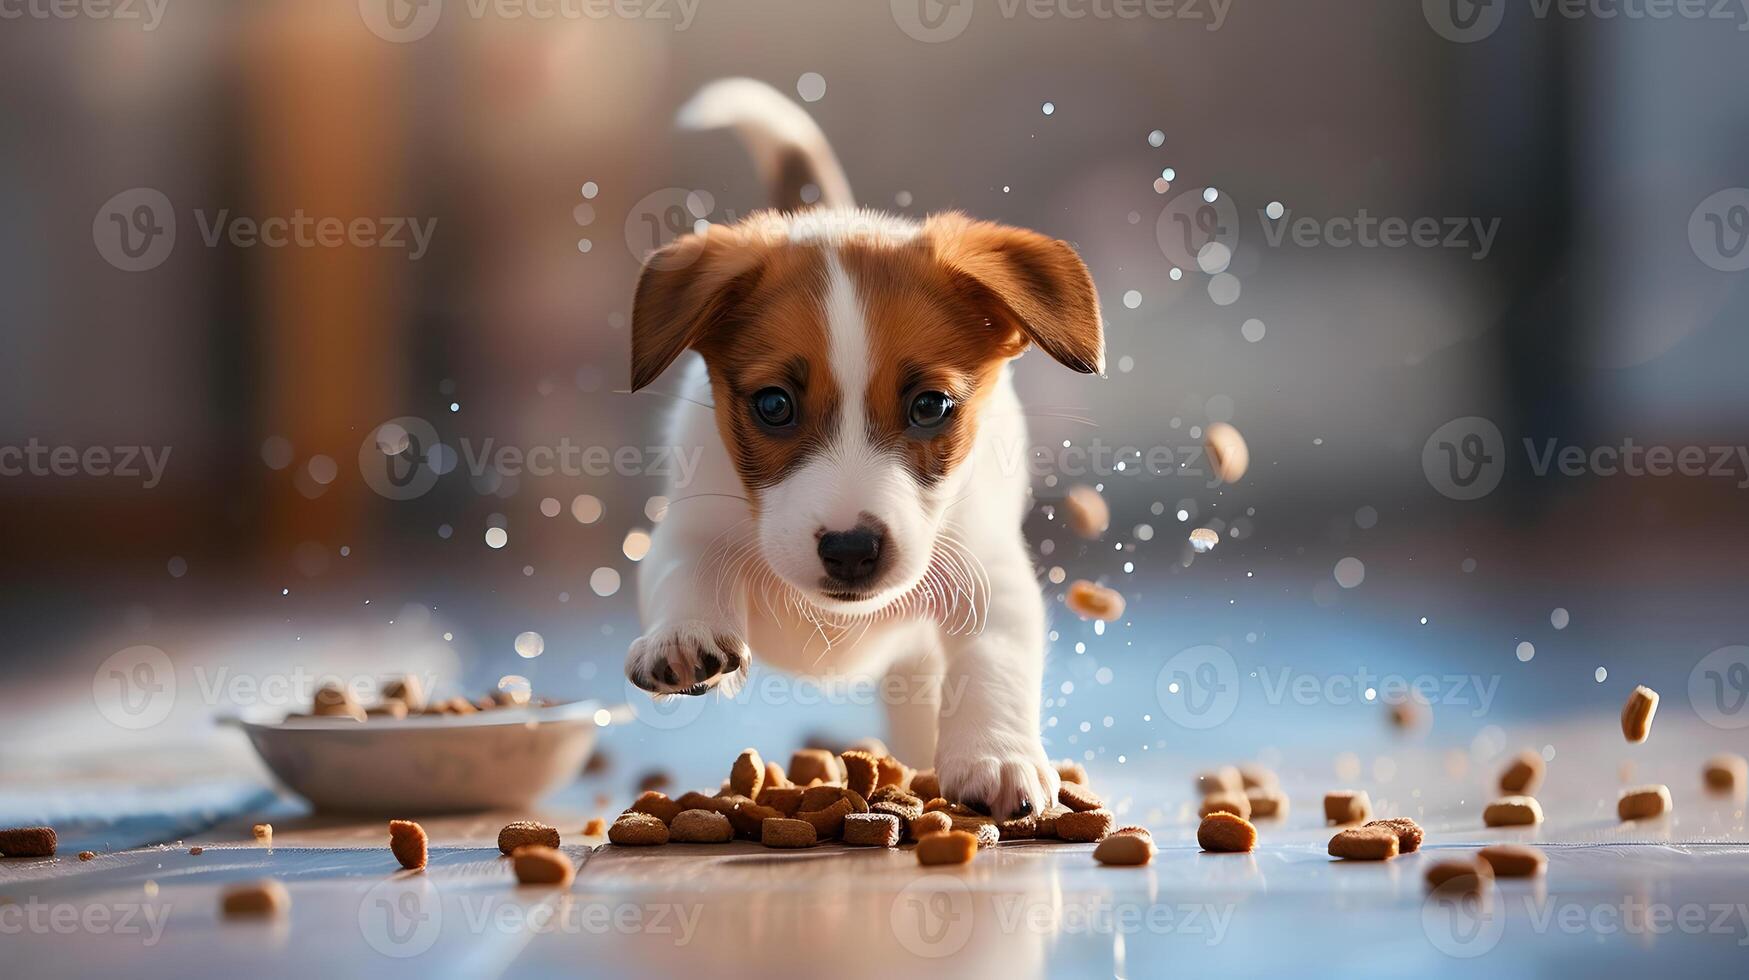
<box><xmin>926</xmin><ymin>213</ymin><xmax>1104</xmax><ymax>374</ymax></box>
<box><xmin>630</xmin><ymin>228</ymin><xmax>765</xmax><ymax>391</ymax></box>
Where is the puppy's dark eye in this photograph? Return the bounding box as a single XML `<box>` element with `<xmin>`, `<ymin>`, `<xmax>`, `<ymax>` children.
<box><xmin>907</xmin><ymin>390</ymin><xmax>955</xmax><ymax>430</ymax></box>
<box><xmin>751</xmin><ymin>387</ymin><xmax>796</xmax><ymax>428</ymax></box>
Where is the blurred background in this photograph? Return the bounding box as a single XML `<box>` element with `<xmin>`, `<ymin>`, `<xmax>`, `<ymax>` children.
<box><xmin>2</xmin><ymin>0</ymin><xmax>1746</xmax><ymax>802</ymax></box>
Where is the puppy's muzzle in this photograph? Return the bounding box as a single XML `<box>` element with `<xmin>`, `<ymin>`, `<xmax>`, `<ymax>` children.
<box><xmin>816</xmin><ymin>518</ymin><xmax>889</xmax><ymax>593</ymax></box>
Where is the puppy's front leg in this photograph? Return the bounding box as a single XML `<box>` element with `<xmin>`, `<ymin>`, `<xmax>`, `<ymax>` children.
<box><xmin>626</xmin><ymin>499</ymin><xmax>752</xmax><ymax>696</ymax></box>
<box><xmin>933</xmin><ymin>538</ymin><xmax>1059</xmax><ymax>819</ymax></box>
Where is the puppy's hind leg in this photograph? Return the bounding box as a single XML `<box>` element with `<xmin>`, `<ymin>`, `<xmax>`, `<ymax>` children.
<box><xmin>879</xmin><ymin>623</ymin><xmax>943</xmax><ymax>771</ymax></box>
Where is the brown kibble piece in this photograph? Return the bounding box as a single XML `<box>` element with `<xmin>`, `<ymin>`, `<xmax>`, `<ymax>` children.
<box><xmin>1065</xmin><ymin>580</ymin><xmax>1125</xmax><ymax>622</ymax></box>
<box><xmin>872</xmin><ymin>799</ymin><xmax>923</xmax><ymax>828</ymax></box>
<box><xmin>1056</xmin><ymin>761</ymin><xmax>1089</xmax><ymax>786</ymax></box>
<box><xmin>1705</xmin><ymin>753</ymin><xmax>1747</xmax><ymax>792</ymax></box>
<box><xmin>628</xmin><ymin>791</ymin><xmax>684</xmax><ymax>825</ymax></box>
<box><xmin>1621</xmin><ymin>685</ymin><xmax>1659</xmax><ymax>743</ymax></box>
<box><xmin>761</xmin><ymin>817</ymin><xmax>817</xmax><ymax>848</ymax></box>
<box><xmin>1035</xmin><ymin>805</ymin><xmax>1066</xmax><ymax>838</ymax></box>
<box><xmin>512</xmin><ymin>846</ymin><xmax>575</xmax><ymax>886</ymax></box>
<box><xmin>1387</xmin><ymin>698</ymin><xmax>1424</xmax><ymax>731</ymax></box>
<box><xmin>636</xmin><ymin>770</ymin><xmax>673</xmax><ymax>793</ymax></box>
<box><xmin>189</xmin><ymin>847</ymin><xmax>204</xmax><ymax>856</ymax></box>
<box><xmin>1425</xmin><ymin>859</ymin><xmax>1492</xmax><ymax>893</ymax></box>
<box><xmin>221</xmin><ymin>880</ymin><xmax>289</xmax><ymax>918</ymax></box>
<box><xmin>1093</xmin><ymin>832</ymin><xmax>1154</xmax><ymax>866</ymax></box>
<box><xmin>0</xmin><ymin>827</ymin><xmax>56</xmax><ymax>857</ymax></box>
<box><xmin>730</xmin><ymin>749</ymin><xmax>764</xmax><ymax>799</ymax></box>
<box><xmin>758</xmin><ymin>787</ymin><xmax>807</xmax><ymax>816</ymax></box>
<box><xmin>389</xmin><ymin>820</ymin><xmax>428</xmax><ymax>870</ymax></box>
<box><xmin>381</xmin><ymin>675</ymin><xmax>427</xmax><ymax>712</ymax></box>
<box><xmin>800</xmin><ymin>797</ymin><xmax>855</xmax><ymax>839</ymax></box>
<box><xmin>1246</xmin><ymin>787</ymin><xmax>1288</xmax><ymax>819</ymax></box>
<box><xmin>788</xmin><ymin>749</ymin><xmax>840</xmax><ymax>786</ymax></box>
<box><xmin>1196</xmin><ymin>767</ymin><xmax>1242</xmax><ymax>796</ymax></box>
<box><xmin>78</xmin><ymin>851</ymin><xmax>96</xmax><ymax>862</ymax></box>
<box><xmin>1199</xmin><ymin>793</ymin><xmax>1251</xmax><ymax>820</ymax></box>
<box><xmin>843</xmin><ymin>813</ymin><xmax>901</xmax><ymax>847</ymax></box>
<box><xmin>1238</xmin><ymin>766</ymin><xmax>1277</xmax><ymax>791</ymax></box>
<box><xmin>910</xmin><ymin>771</ymin><xmax>941</xmax><ymax>801</ymax></box>
<box><xmin>1617</xmin><ymin>784</ymin><xmax>1672</xmax><ymax>821</ymax></box>
<box><xmin>498</xmin><ymin>820</ymin><xmax>561</xmax><ymax>855</ymax></box>
<box><xmin>1477</xmin><ymin>843</ymin><xmax>1546</xmax><ymax>877</ymax></box>
<box><xmin>675</xmin><ymin>791</ymin><xmax>721</xmax><ymax>811</ymax></box>
<box><xmin>1365</xmin><ymin>818</ymin><xmax>1423</xmax><ymax>853</ymax></box>
<box><xmin>1054</xmin><ymin>808</ymin><xmax>1114</xmax><ymax>843</ymax></box>
<box><xmin>909</xmin><ymin>811</ymin><xmax>952</xmax><ymax>838</ymax></box>
<box><xmin>312</xmin><ymin>682</ymin><xmax>365</xmax><ymax>721</ymax></box>
<box><xmin>1196</xmin><ymin>812</ymin><xmax>1257</xmax><ymax>853</ymax></box>
<box><xmin>1059</xmin><ymin>782</ymin><xmax>1104</xmax><ymax>812</ymax></box>
<box><xmin>1499</xmin><ymin>749</ymin><xmax>1545</xmax><ymax>794</ymax></box>
<box><xmin>608</xmin><ymin>812</ymin><xmax>670</xmax><ymax>846</ymax></box>
<box><xmin>1324</xmin><ymin>791</ymin><xmax>1371</xmax><ymax>825</ymax></box>
<box><xmin>670</xmin><ymin>809</ymin><xmax>734</xmax><ymax>843</ymax></box>
<box><xmin>1328</xmin><ymin>827</ymin><xmax>1399</xmax><ymax>861</ymax></box>
<box><xmin>922</xmin><ymin>797</ymin><xmax>951</xmax><ymax>813</ymax></box>
<box><xmin>1063</xmin><ymin>484</ymin><xmax>1110</xmax><ymax>539</ymax></box>
<box><xmin>726</xmin><ymin>800</ymin><xmax>784</xmax><ymax>840</ymax></box>
<box><xmin>841</xmin><ymin>750</ymin><xmax>879</xmax><ymax>799</ymax></box>
<box><xmin>764</xmin><ymin>761</ymin><xmax>790</xmax><ymax>789</ymax></box>
<box><xmin>366</xmin><ymin>700</ymin><xmax>409</xmax><ymax>720</ymax></box>
<box><xmin>252</xmin><ymin>823</ymin><xmax>273</xmax><ymax>846</ymax></box>
<box><xmin>1204</xmin><ymin>422</ymin><xmax>1250</xmax><ymax>484</ymax></box>
<box><xmin>876</xmin><ymin>756</ymin><xmax>907</xmax><ymax>789</ymax></box>
<box><xmin>916</xmin><ymin>830</ymin><xmax>978</xmax><ymax>866</ymax></box>
<box><xmin>799</xmin><ymin>785</ymin><xmax>846</xmax><ymax>812</ymax></box>
<box><xmin>1112</xmin><ymin>825</ymin><xmax>1151</xmax><ymax>838</ymax></box>
<box><xmin>582</xmin><ymin>818</ymin><xmax>606</xmax><ymax>837</ymax></box>
<box><xmin>1482</xmin><ymin>796</ymin><xmax>1544</xmax><ymax>827</ymax></box>
<box><xmin>997</xmin><ymin>816</ymin><xmax>1037</xmax><ymax>840</ymax></box>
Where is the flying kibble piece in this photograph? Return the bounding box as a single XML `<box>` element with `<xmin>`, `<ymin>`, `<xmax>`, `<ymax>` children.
<box><xmin>1617</xmin><ymin>785</ymin><xmax>1672</xmax><ymax>821</ymax></box>
<box><xmin>1704</xmin><ymin>753</ymin><xmax>1747</xmax><ymax>793</ymax></box>
<box><xmin>1204</xmin><ymin>422</ymin><xmax>1250</xmax><ymax>484</ymax></box>
<box><xmin>1477</xmin><ymin>843</ymin><xmax>1546</xmax><ymax>878</ymax></box>
<box><xmin>1065</xmin><ymin>580</ymin><xmax>1125</xmax><ymax>621</ymax></box>
<box><xmin>1324</xmin><ymin>790</ymin><xmax>1371</xmax><ymax>825</ymax></box>
<box><xmin>1499</xmin><ymin>749</ymin><xmax>1545</xmax><ymax>794</ymax></box>
<box><xmin>1483</xmin><ymin>796</ymin><xmax>1544</xmax><ymax>827</ymax></box>
<box><xmin>1063</xmin><ymin>485</ymin><xmax>1110</xmax><ymax>539</ymax></box>
<box><xmin>1621</xmin><ymin>686</ymin><xmax>1659</xmax><ymax>743</ymax></box>
<box><xmin>1188</xmin><ymin>528</ymin><xmax>1219</xmax><ymax>553</ymax></box>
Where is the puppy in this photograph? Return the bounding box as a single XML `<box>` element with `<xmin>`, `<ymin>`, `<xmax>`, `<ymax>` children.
<box><xmin>626</xmin><ymin>78</ymin><xmax>1102</xmax><ymax>819</ymax></box>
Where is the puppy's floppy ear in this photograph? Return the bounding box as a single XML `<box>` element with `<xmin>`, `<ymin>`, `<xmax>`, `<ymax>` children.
<box><xmin>925</xmin><ymin>212</ymin><xmax>1104</xmax><ymax>375</ymax></box>
<box><xmin>630</xmin><ymin>227</ymin><xmax>766</xmax><ymax>391</ymax></box>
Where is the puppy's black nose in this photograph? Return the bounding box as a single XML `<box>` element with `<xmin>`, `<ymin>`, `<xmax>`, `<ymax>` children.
<box><xmin>817</xmin><ymin>527</ymin><xmax>883</xmax><ymax>584</ymax></box>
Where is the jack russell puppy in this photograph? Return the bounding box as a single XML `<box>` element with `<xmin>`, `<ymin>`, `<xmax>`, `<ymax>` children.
<box><xmin>626</xmin><ymin>78</ymin><xmax>1103</xmax><ymax>820</ymax></box>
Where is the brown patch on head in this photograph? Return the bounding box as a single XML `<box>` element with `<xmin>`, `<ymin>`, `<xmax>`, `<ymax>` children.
<box><xmin>838</xmin><ymin>216</ymin><xmax>1103</xmax><ymax>487</ymax></box>
<box><xmin>631</xmin><ymin>218</ymin><xmax>838</xmax><ymax>505</ymax></box>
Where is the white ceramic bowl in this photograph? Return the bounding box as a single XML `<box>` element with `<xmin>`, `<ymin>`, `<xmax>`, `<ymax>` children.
<box><xmin>223</xmin><ymin>700</ymin><xmax>625</xmax><ymax>814</ymax></box>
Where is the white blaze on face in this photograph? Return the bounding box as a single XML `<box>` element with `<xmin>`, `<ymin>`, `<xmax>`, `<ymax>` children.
<box><xmin>758</xmin><ymin>253</ymin><xmax>937</xmax><ymax>610</ymax></box>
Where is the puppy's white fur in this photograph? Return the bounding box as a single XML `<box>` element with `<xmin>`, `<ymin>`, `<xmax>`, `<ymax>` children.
<box><xmin>628</xmin><ymin>82</ymin><xmax>1073</xmax><ymax>818</ymax></box>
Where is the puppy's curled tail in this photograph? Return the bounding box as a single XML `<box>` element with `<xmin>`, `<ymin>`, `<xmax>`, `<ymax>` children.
<box><xmin>677</xmin><ymin>78</ymin><xmax>853</xmax><ymax>212</ymax></box>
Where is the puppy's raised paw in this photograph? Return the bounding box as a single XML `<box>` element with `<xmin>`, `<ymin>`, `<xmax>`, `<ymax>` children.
<box><xmin>625</xmin><ymin>621</ymin><xmax>747</xmax><ymax>696</ymax></box>
<box><xmin>935</xmin><ymin>736</ymin><xmax>1060</xmax><ymax>821</ymax></box>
